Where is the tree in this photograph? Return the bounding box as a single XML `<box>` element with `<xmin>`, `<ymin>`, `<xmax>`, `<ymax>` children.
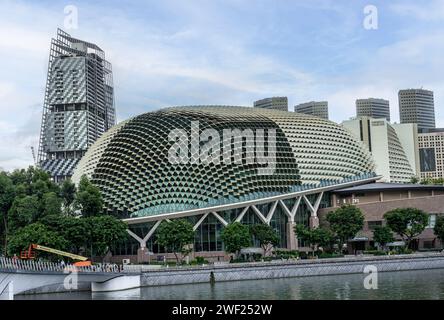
<box><xmin>85</xmin><ymin>215</ymin><xmax>128</xmax><ymax>258</ymax></box>
<box><xmin>326</xmin><ymin>205</ymin><xmax>364</xmax><ymax>252</ymax></box>
<box><xmin>250</xmin><ymin>224</ymin><xmax>279</xmax><ymax>257</ymax></box>
<box><xmin>60</xmin><ymin>179</ymin><xmax>76</xmax><ymax>215</ymax></box>
<box><xmin>75</xmin><ymin>175</ymin><xmax>104</xmax><ymax>216</ymax></box>
<box><xmin>373</xmin><ymin>226</ymin><xmax>394</xmax><ymax>250</ymax></box>
<box><xmin>295</xmin><ymin>225</ymin><xmax>335</xmax><ymax>256</ymax></box>
<box><xmin>40</xmin><ymin>215</ymin><xmax>88</xmax><ymax>254</ymax></box>
<box><xmin>0</xmin><ymin>172</ymin><xmax>15</xmax><ymax>253</ymax></box>
<box><xmin>156</xmin><ymin>219</ymin><xmax>195</xmax><ymax>264</ymax></box>
<box><xmin>7</xmin><ymin>223</ymin><xmax>68</xmax><ymax>259</ymax></box>
<box><xmin>434</xmin><ymin>216</ymin><xmax>444</xmax><ymax>243</ymax></box>
<box><xmin>384</xmin><ymin>208</ymin><xmax>428</xmax><ymax>250</ymax></box>
<box><xmin>7</xmin><ymin>195</ymin><xmax>40</xmax><ymax>233</ymax></box>
<box><xmin>220</xmin><ymin>222</ymin><xmax>251</xmax><ymax>258</ymax></box>
<box><xmin>410</xmin><ymin>176</ymin><xmax>419</xmax><ymax>184</ymax></box>
<box><xmin>42</xmin><ymin>192</ymin><xmax>62</xmax><ymax>217</ymax></box>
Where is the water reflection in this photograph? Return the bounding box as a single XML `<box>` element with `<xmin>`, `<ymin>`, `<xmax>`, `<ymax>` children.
<box><xmin>17</xmin><ymin>268</ymin><xmax>444</xmax><ymax>300</ymax></box>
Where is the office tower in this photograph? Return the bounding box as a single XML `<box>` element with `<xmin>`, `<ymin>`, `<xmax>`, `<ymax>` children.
<box><xmin>399</xmin><ymin>89</ymin><xmax>435</xmax><ymax>130</ymax></box>
<box><xmin>356</xmin><ymin>98</ymin><xmax>390</xmax><ymax>121</ymax></box>
<box><xmin>294</xmin><ymin>101</ymin><xmax>329</xmax><ymax>120</ymax></box>
<box><xmin>37</xmin><ymin>29</ymin><xmax>116</xmax><ymax>182</ymax></box>
<box><xmin>342</xmin><ymin>116</ymin><xmax>418</xmax><ymax>183</ymax></box>
<box><xmin>418</xmin><ymin>128</ymin><xmax>444</xmax><ymax>180</ymax></box>
<box><xmin>253</xmin><ymin>97</ymin><xmax>288</xmax><ymax>111</ymax></box>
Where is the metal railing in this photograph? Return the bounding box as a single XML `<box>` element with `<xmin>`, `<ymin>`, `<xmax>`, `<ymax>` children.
<box><xmin>0</xmin><ymin>257</ymin><xmax>125</xmax><ymax>274</ymax></box>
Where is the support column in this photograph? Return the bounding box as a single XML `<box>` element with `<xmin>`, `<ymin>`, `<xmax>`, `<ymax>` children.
<box><xmin>286</xmin><ymin>222</ymin><xmax>298</xmax><ymax>250</ymax></box>
<box><xmin>137</xmin><ymin>247</ymin><xmax>149</xmax><ymax>264</ymax></box>
<box><xmin>309</xmin><ymin>216</ymin><xmax>319</xmax><ymax>229</ymax></box>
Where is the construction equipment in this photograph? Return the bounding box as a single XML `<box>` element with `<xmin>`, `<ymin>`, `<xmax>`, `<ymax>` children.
<box><xmin>20</xmin><ymin>244</ymin><xmax>91</xmax><ymax>266</ymax></box>
<box><xmin>29</xmin><ymin>146</ymin><xmax>37</xmax><ymax>165</ymax></box>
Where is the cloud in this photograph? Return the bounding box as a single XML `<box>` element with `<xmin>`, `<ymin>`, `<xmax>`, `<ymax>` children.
<box><xmin>390</xmin><ymin>0</ymin><xmax>444</xmax><ymax>21</ymax></box>
<box><xmin>0</xmin><ymin>0</ymin><xmax>443</xmax><ymax>171</ymax></box>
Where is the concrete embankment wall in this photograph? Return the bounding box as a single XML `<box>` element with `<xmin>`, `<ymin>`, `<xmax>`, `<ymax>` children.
<box><xmin>93</xmin><ymin>253</ymin><xmax>444</xmax><ymax>291</ymax></box>
<box><xmin>4</xmin><ymin>253</ymin><xmax>444</xmax><ymax>295</ymax></box>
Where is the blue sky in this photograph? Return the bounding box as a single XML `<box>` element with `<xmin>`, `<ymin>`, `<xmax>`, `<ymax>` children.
<box><xmin>0</xmin><ymin>0</ymin><xmax>443</xmax><ymax>170</ymax></box>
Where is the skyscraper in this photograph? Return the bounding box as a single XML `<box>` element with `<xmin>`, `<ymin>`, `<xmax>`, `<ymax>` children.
<box><xmin>253</xmin><ymin>97</ymin><xmax>288</xmax><ymax>111</ymax></box>
<box><xmin>399</xmin><ymin>89</ymin><xmax>435</xmax><ymax>130</ymax></box>
<box><xmin>356</xmin><ymin>98</ymin><xmax>390</xmax><ymax>121</ymax></box>
<box><xmin>38</xmin><ymin>29</ymin><xmax>116</xmax><ymax>182</ymax></box>
<box><xmin>342</xmin><ymin>116</ymin><xmax>418</xmax><ymax>183</ymax></box>
<box><xmin>294</xmin><ymin>101</ymin><xmax>329</xmax><ymax>119</ymax></box>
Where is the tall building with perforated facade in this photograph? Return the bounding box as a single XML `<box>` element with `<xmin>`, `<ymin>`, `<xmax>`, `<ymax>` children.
<box><xmin>38</xmin><ymin>29</ymin><xmax>116</xmax><ymax>182</ymax></box>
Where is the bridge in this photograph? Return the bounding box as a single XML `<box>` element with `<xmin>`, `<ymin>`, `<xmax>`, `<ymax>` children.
<box><xmin>0</xmin><ymin>257</ymin><xmax>133</xmax><ymax>299</ymax></box>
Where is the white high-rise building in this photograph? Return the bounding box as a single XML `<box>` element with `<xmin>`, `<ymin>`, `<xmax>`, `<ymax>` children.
<box><xmin>342</xmin><ymin>116</ymin><xmax>419</xmax><ymax>183</ymax></box>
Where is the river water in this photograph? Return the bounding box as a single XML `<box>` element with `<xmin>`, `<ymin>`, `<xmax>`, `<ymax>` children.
<box><xmin>17</xmin><ymin>268</ymin><xmax>444</xmax><ymax>300</ymax></box>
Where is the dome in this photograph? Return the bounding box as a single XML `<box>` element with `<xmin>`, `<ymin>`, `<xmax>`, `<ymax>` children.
<box><xmin>72</xmin><ymin>106</ymin><xmax>375</xmax><ymax>218</ymax></box>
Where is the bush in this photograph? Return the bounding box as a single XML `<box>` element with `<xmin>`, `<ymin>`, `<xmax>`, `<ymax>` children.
<box><xmin>230</xmin><ymin>258</ymin><xmax>247</xmax><ymax>264</ymax></box>
<box><xmin>317</xmin><ymin>252</ymin><xmax>344</xmax><ymax>259</ymax></box>
<box><xmin>195</xmin><ymin>256</ymin><xmax>208</xmax><ymax>264</ymax></box>
<box><xmin>363</xmin><ymin>250</ymin><xmax>387</xmax><ymax>256</ymax></box>
<box><xmin>273</xmin><ymin>249</ymin><xmax>299</xmax><ymax>260</ymax></box>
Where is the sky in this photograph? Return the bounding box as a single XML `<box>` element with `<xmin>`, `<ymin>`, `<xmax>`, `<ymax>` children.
<box><xmin>0</xmin><ymin>0</ymin><xmax>443</xmax><ymax>171</ymax></box>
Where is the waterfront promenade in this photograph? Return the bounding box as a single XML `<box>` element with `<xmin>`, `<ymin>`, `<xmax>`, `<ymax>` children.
<box><xmin>2</xmin><ymin>252</ymin><xmax>444</xmax><ymax>298</ymax></box>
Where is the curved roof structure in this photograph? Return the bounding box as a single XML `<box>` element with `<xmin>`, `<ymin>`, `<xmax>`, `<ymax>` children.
<box><xmin>73</xmin><ymin>106</ymin><xmax>375</xmax><ymax>218</ymax></box>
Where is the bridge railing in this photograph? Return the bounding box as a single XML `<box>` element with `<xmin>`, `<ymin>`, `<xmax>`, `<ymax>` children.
<box><xmin>0</xmin><ymin>257</ymin><xmax>124</xmax><ymax>273</ymax></box>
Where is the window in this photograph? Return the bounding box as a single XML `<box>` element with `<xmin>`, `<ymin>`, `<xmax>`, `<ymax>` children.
<box><xmin>427</xmin><ymin>214</ymin><xmax>437</xmax><ymax>228</ymax></box>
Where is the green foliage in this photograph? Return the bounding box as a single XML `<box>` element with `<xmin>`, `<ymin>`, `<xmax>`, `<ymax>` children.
<box><xmin>75</xmin><ymin>175</ymin><xmax>104</xmax><ymax>216</ymax></box>
<box><xmin>294</xmin><ymin>225</ymin><xmax>336</xmax><ymax>256</ymax></box>
<box><xmin>373</xmin><ymin>226</ymin><xmax>394</xmax><ymax>248</ymax></box>
<box><xmin>40</xmin><ymin>215</ymin><xmax>88</xmax><ymax>254</ymax></box>
<box><xmin>409</xmin><ymin>176</ymin><xmax>419</xmax><ymax>184</ymax></box>
<box><xmin>42</xmin><ymin>192</ymin><xmax>62</xmax><ymax>217</ymax></box>
<box><xmin>363</xmin><ymin>250</ymin><xmax>387</xmax><ymax>256</ymax></box>
<box><xmin>86</xmin><ymin>215</ymin><xmax>128</xmax><ymax>257</ymax></box>
<box><xmin>0</xmin><ymin>172</ymin><xmax>15</xmax><ymax>253</ymax></box>
<box><xmin>273</xmin><ymin>249</ymin><xmax>299</xmax><ymax>259</ymax></box>
<box><xmin>326</xmin><ymin>205</ymin><xmax>364</xmax><ymax>250</ymax></box>
<box><xmin>420</xmin><ymin>177</ymin><xmax>444</xmax><ymax>185</ymax></box>
<box><xmin>220</xmin><ymin>222</ymin><xmax>251</xmax><ymax>256</ymax></box>
<box><xmin>156</xmin><ymin>219</ymin><xmax>195</xmax><ymax>264</ymax></box>
<box><xmin>317</xmin><ymin>252</ymin><xmax>344</xmax><ymax>259</ymax></box>
<box><xmin>384</xmin><ymin>208</ymin><xmax>428</xmax><ymax>249</ymax></box>
<box><xmin>250</xmin><ymin>224</ymin><xmax>279</xmax><ymax>256</ymax></box>
<box><xmin>192</xmin><ymin>256</ymin><xmax>209</xmax><ymax>265</ymax></box>
<box><xmin>7</xmin><ymin>195</ymin><xmax>40</xmax><ymax>233</ymax></box>
<box><xmin>1</xmin><ymin>167</ymin><xmax>127</xmax><ymax>261</ymax></box>
<box><xmin>60</xmin><ymin>179</ymin><xmax>76</xmax><ymax>215</ymax></box>
<box><xmin>7</xmin><ymin>223</ymin><xmax>68</xmax><ymax>259</ymax></box>
<box><xmin>433</xmin><ymin>216</ymin><xmax>444</xmax><ymax>241</ymax></box>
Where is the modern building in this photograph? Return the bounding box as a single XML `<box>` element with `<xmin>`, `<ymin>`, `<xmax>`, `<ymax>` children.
<box><xmin>253</xmin><ymin>97</ymin><xmax>288</xmax><ymax>111</ymax></box>
<box><xmin>399</xmin><ymin>89</ymin><xmax>435</xmax><ymax>130</ymax></box>
<box><xmin>319</xmin><ymin>183</ymin><xmax>444</xmax><ymax>251</ymax></box>
<box><xmin>356</xmin><ymin>98</ymin><xmax>390</xmax><ymax>122</ymax></box>
<box><xmin>37</xmin><ymin>29</ymin><xmax>116</xmax><ymax>182</ymax></box>
<box><xmin>294</xmin><ymin>101</ymin><xmax>329</xmax><ymax>119</ymax></box>
<box><xmin>418</xmin><ymin>128</ymin><xmax>444</xmax><ymax>180</ymax></box>
<box><xmin>342</xmin><ymin>116</ymin><xmax>419</xmax><ymax>183</ymax></box>
<box><xmin>73</xmin><ymin>106</ymin><xmax>376</xmax><ymax>262</ymax></box>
